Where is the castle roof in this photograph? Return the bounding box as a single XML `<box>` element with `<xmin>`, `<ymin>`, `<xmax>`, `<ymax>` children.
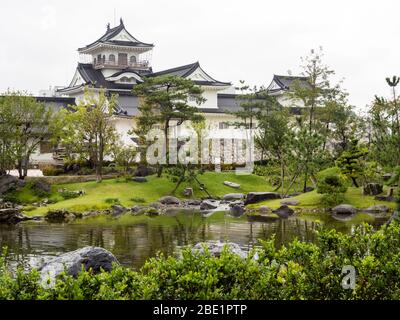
<box><xmin>267</xmin><ymin>74</ymin><xmax>309</xmax><ymax>93</ymax></box>
<box><xmin>78</xmin><ymin>19</ymin><xmax>153</xmax><ymax>53</ymax></box>
<box><xmin>150</xmin><ymin>62</ymin><xmax>231</xmax><ymax>87</ymax></box>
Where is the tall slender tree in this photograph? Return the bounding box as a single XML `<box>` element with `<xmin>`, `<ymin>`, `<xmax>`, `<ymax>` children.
<box><xmin>59</xmin><ymin>88</ymin><xmax>118</xmax><ymax>182</ymax></box>
<box><xmin>0</xmin><ymin>91</ymin><xmax>58</xmax><ymax>179</ymax></box>
<box><xmin>132</xmin><ymin>76</ymin><xmax>205</xmax><ymax>177</ymax></box>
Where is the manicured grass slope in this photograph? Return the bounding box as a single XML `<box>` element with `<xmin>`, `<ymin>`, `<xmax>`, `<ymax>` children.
<box><xmin>25</xmin><ymin>172</ymin><xmax>273</xmax><ymax>215</ymax></box>
<box><xmin>247</xmin><ymin>186</ymin><xmax>397</xmax><ymax>210</ymax></box>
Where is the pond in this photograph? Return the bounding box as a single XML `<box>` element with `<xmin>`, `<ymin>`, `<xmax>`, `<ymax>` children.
<box><xmin>0</xmin><ymin>211</ymin><xmax>390</xmax><ymax>271</ymax></box>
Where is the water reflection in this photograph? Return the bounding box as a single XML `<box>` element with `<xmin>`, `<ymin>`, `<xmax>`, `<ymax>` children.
<box><xmin>0</xmin><ymin>211</ymin><xmax>389</xmax><ymax>270</ymax></box>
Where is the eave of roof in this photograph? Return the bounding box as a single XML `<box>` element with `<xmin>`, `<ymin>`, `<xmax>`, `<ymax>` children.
<box><xmin>149</xmin><ymin>62</ymin><xmax>231</xmax><ymax>86</ymax></box>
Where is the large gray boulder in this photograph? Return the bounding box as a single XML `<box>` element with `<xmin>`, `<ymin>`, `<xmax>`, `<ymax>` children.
<box><xmin>32</xmin><ymin>180</ymin><xmax>51</xmax><ymax>194</ymax></box>
<box><xmin>158</xmin><ymin>196</ymin><xmax>181</xmax><ymax>205</ymax></box>
<box><xmin>363</xmin><ymin>183</ymin><xmax>383</xmax><ymax>196</ymax></box>
<box><xmin>245</xmin><ymin>192</ymin><xmax>282</xmax><ymax>204</ymax></box>
<box><xmin>111</xmin><ymin>205</ymin><xmax>127</xmax><ymax>217</ymax></box>
<box><xmin>229</xmin><ymin>204</ymin><xmax>245</xmax><ymax>217</ymax></box>
<box><xmin>332</xmin><ymin>204</ymin><xmax>357</xmax><ymax>215</ymax></box>
<box><xmin>200</xmin><ymin>199</ymin><xmax>219</xmax><ymax>210</ymax></box>
<box><xmin>134</xmin><ymin>165</ymin><xmax>155</xmax><ymax>177</ymax></box>
<box><xmin>273</xmin><ymin>205</ymin><xmax>294</xmax><ymax>218</ymax></box>
<box><xmin>45</xmin><ymin>210</ymin><xmax>77</xmax><ymax>223</ymax></box>
<box><xmin>0</xmin><ymin>175</ymin><xmax>19</xmax><ymax>195</ymax></box>
<box><xmin>192</xmin><ymin>241</ymin><xmax>248</xmax><ymax>259</ymax></box>
<box><xmin>39</xmin><ymin>247</ymin><xmax>119</xmax><ymax>286</ymax></box>
<box><xmin>223</xmin><ymin>181</ymin><xmax>241</xmax><ymax>189</ymax></box>
<box><xmin>0</xmin><ymin>208</ymin><xmax>28</xmax><ymax>224</ymax></box>
<box><xmin>223</xmin><ymin>193</ymin><xmax>245</xmax><ymax>201</ymax></box>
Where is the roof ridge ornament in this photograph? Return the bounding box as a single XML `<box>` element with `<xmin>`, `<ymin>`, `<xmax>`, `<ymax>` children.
<box><xmin>107</xmin><ymin>23</ymin><xmax>110</xmax><ymax>31</ymax></box>
<box><xmin>120</xmin><ymin>18</ymin><xmax>124</xmax><ymax>26</ymax></box>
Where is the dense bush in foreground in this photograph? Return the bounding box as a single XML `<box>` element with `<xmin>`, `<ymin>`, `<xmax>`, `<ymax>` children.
<box><xmin>1</xmin><ymin>221</ymin><xmax>400</xmax><ymax>300</ymax></box>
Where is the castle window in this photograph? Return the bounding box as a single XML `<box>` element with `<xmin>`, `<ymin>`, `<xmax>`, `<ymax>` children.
<box><xmin>130</xmin><ymin>56</ymin><xmax>137</xmax><ymax>64</ymax></box>
<box><xmin>109</xmin><ymin>54</ymin><xmax>115</xmax><ymax>64</ymax></box>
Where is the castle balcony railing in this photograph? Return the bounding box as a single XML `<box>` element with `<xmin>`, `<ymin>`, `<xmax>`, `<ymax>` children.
<box><xmin>93</xmin><ymin>59</ymin><xmax>149</xmax><ymax>70</ymax></box>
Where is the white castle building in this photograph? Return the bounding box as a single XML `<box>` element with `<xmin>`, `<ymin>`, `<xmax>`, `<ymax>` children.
<box><xmin>31</xmin><ymin>19</ymin><xmax>307</xmax><ymax>167</ymax></box>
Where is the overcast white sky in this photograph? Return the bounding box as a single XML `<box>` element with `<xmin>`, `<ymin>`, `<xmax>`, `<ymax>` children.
<box><xmin>0</xmin><ymin>0</ymin><xmax>399</xmax><ymax>110</ymax></box>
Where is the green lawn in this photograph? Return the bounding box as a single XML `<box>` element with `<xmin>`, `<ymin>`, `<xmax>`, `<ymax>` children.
<box><xmin>23</xmin><ymin>172</ymin><xmax>273</xmax><ymax>216</ymax></box>
<box><xmin>247</xmin><ymin>186</ymin><xmax>398</xmax><ymax>210</ymax></box>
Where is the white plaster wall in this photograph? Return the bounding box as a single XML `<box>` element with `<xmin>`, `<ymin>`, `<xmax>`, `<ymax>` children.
<box><xmin>112</xmin><ymin>117</ymin><xmax>136</xmax><ymax>146</ymax></box>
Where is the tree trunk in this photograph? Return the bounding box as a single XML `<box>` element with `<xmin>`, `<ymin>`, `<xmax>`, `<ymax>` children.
<box><xmin>172</xmin><ymin>167</ymin><xmax>186</xmax><ymax>194</ymax></box>
<box><xmin>351</xmin><ymin>176</ymin><xmax>359</xmax><ymax>188</ymax></box>
<box><xmin>158</xmin><ymin>122</ymin><xmax>169</xmax><ymax>178</ymax></box>
<box><xmin>17</xmin><ymin>160</ymin><xmax>24</xmax><ymax>180</ymax></box>
<box><xmin>280</xmin><ymin>157</ymin><xmax>285</xmax><ymax>196</ymax></box>
<box><xmin>303</xmin><ymin>166</ymin><xmax>308</xmax><ymax>193</ymax></box>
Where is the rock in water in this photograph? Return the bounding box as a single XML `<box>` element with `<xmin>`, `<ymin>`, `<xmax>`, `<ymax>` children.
<box><xmin>39</xmin><ymin>247</ymin><xmax>119</xmax><ymax>286</ymax></box>
<box><xmin>363</xmin><ymin>183</ymin><xmax>383</xmax><ymax>196</ymax></box>
<box><xmin>332</xmin><ymin>204</ymin><xmax>357</xmax><ymax>215</ymax></box>
<box><xmin>229</xmin><ymin>204</ymin><xmax>245</xmax><ymax>217</ymax></box>
<box><xmin>273</xmin><ymin>205</ymin><xmax>294</xmax><ymax>218</ymax></box>
<box><xmin>45</xmin><ymin>210</ymin><xmax>76</xmax><ymax>223</ymax></box>
<box><xmin>192</xmin><ymin>241</ymin><xmax>248</xmax><ymax>259</ymax></box>
<box><xmin>223</xmin><ymin>181</ymin><xmax>241</xmax><ymax>189</ymax></box>
<box><xmin>363</xmin><ymin>205</ymin><xmax>390</xmax><ymax>213</ymax></box>
<box><xmin>223</xmin><ymin>193</ymin><xmax>245</xmax><ymax>201</ymax></box>
<box><xmin>200</xmin><ymin>199</ymin><xmax>219</xmax><ymax>210</ymax></box>
<box><xmin>0</xmin><ymin>208</ymin><xmax>28</xmax><ymax>224</ymax></box>
<box><xmin>111</xmin><ymin>205</ymin><xmax>127</xmax><ymax>217</ymax></box>
<box><xmin>245</xmin><ymin>192</ymin><xmax>281</xmax><ymax>204</ymax></box>
<box><xmin>158</xmin><ymin>196</ymin><xmax>181</xmax><ymax>205</ymax></box>
<box><xmin>258</xmin><ymin>206</ymin><xmax>271</xmax><ymax>213</ymax></box>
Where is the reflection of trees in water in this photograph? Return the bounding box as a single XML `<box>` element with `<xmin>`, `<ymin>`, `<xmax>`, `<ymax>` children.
<box><xmin>257</xmin><ymin>218</ymin><xmax>318</xmax><ymax>247</ymax></box>
<box><xmin>2</xmin><ymin>213</ymin><xmax>388</xmax><ymax>271</ymax></box>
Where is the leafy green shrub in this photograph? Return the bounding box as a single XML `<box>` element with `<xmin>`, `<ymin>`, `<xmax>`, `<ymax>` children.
<box><xmin>59</xmin><ymin>190</ymin><xmax>82</xmax><ymax>200</ymax></box>
<box><xmin>105</xmin><ymin>198</ymin><xmax>121</xmax><ymax>205</ymax></box>
<box><xmin>41</xmin><ymin>166</ymin><xmax>64</xmax><ymax>177</ymax></box>
<box><xmin>317</xmin><ymin>172</ymin><xmax>348</xmax><ymax>206</ymax></box>
<box><xmin>131</xmin><ymin>197</ymin><xmax>146</xmax><ymax>203</ymax></box>
<box><xmin>3</xmin><ymin>222</ymin><xmax>400</xmax><ymax>299</ymax></box>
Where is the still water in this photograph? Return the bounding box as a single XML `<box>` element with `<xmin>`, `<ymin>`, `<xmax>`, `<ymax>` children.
<box><xmin>0</xmin><ymin>211</ymin><xmax>389</xmax><ymax>270</ymax></box>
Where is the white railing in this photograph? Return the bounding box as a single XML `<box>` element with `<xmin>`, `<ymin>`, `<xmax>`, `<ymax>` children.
<box><xmin>93</xmin><ymin>59</ymin><xmax>149</xmax><ymax>69</ymax></box>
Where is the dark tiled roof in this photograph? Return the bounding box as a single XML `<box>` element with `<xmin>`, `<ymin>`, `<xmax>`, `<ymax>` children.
<box><xmin>270</xmin><ymin>75</ymin><xmax>309</xmax><ymax>92</ymax></box>
<box><xmin>35</xmin><ymin>96</ymin><xmax>76</xmax><ymax>104</ymax></box>
<box><xmin>149</xmin><ymin>62</ymin><xmax>231</xmax><ymax>86</ymax></box>
<box><xmin>75</xmin><ymin>63</ymin><xmax>138</xmax><ymax>90</ymax></box>
<box><xmin>149</xmin><ymin>62</ymin><xmax>200</xmax><ymax>78</ymax></box>
<box><xmin>78</xmin><ymin>20</ymin><xmax>153</xmax><ymax>51</ymax></box>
